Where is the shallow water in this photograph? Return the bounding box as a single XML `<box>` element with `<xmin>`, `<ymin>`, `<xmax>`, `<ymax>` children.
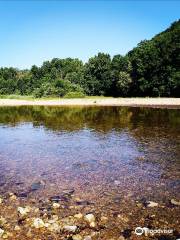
<box><xmin>0</xmin><ymin>106</ymin><xmax>179</xmax><ymax>239</ymax></box>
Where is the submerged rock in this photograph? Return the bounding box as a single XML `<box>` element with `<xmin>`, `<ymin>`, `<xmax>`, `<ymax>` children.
<box><xmin>147</xmin><ymin>201</ymin><xmax>159</xmax><ymax>207</ymax></box>
<box><xmin>32</xmin><ymin>218</ymin><xmax>45</xmax><ymax>228</ymax></box>
<box><xmin>64</xmin><ymin>225</ymin><xmax>77</xmax><ymax>232</ymax></box>
<box><xmin>74</xmin><ymin>213</ymin><xmax>83</xmax><ymax>219</ymax></box>
<box><xmin>0</xmin><ymin>228</ymin><xmax>4</xmax><ymax>237</ymax></box>
<box><xmin>114</xmin><ymin>180</ymin><xmax>121</xmax><ymax>185</ymax></box>
<box><xmin>76</xmin><ymin>200</ymin><xmax>92</xmax><ymax>206</ymax></box>
<box><xmin>18</xmin><ymin>206</ymin><xmax>31</xmax><ymax>215</ymax></box>
<box><xmin>9</xmin><ymin>193</ymin><xmax>17</xmax><ymax>201</ymax></box>
<box><xmin>170</xmin><ymin>199</ymin><xmax>180</xmax><ymax>206</ymax></box>
<box><xmin>84</xmin><ymin>213</ymin><xmax>95</xmax><ymax>223</ymax></box>
<box><xmin>14</xmin><ymin>225</ymin><xmax>21</xmax><ymax>231</ymax></box>
<box><xmin>17</xmin><ymin>192</ymin><xmax>28</xmax><ymax>198</ymax></box>
<box><xmin>50</xmin><ymin>195</ymin><xmax>68</xmax><ymax>202</ymax></box>
<box><xmin>46</xmin><ymin>222</ymin><xmax>60</xmax><ymax>232</ymax></box>
<box><xmin>72</xmin><ymin>234</ymin><xmax>82</xmax><ymax>240</ymax></box>
<box><xmin>52</xmin><ymin>202</ymin><xmax>60</xmax><ymax>209</ymax></box>
<box><xmin>62</xmin><ymin>189</ymin><xmax>75</xmax><ymax>196</ymax></box>
<box><xmin>31</xmin><ymin>182</ymin><xmax>42</xmax><ymax>191</ymax></box>
<box><xmin>0</xmin><ymin>217</ymin><xmax>7</xmax><ymax>226</ymax></box>
<box><xmin>84</xmin><ymin>236</ymin><xmax>92</xmax><ymax>240</ymax></box>
<box><xmin>117</xmin><ymin>214</ymin><xmax>129</xmax><ymax>223</ymax></box>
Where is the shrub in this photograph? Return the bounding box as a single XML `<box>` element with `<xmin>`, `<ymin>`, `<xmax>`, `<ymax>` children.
<box><xmin>64</xmin><ymin>91</ymin><xmax>85</xmax><ymax>98</ymax></box>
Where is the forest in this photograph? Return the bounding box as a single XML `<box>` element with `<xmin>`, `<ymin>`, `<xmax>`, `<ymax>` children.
<box><xmin>0</xmin><ymin>20</ymin><xmax>179</xmax><ymax>98</ymax></box>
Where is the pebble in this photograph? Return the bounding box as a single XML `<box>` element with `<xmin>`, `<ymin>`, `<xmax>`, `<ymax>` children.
<box><xmin>74</xmin><ymin>213</ymin><xmax>83</xmax><ymax>219</ymax></box>
<box><xmin>0</xmin><ymin>228</ymin><xmax>4</xmax><ymax>237</ymax></box>
<box><xmin>0</xmin><ymin>217</ymin><xmax>7</xmax><ymax>226</ymax></box>
<box><xmin>170</xmin><ymin>199</ymin><xmax>180</xmax><ymax>206</ymax></box>
<box><xmin>114</xmin><ymin>180</ymin><xmax>121</xmax><ymax>185</ymax></box>
<box><xmin>14</xmin><ymin>225</ymin><xmax>21</xmax><ymax>231</ymax></box>
<box><xmin>47</xmin><ymin>223</ymin><xmax>60</xmax><ymax>232</ymax></box>
<box><xmin>72</xmin><ymin>234</ymin><xmax>82</xmax><ymax>240</ymax></box>
<box><xmin>62</xmin><ymin>189</ymin><xmax>75</xmax><ymax>195</ymax></box>
<box><xmin>0</xmin><ymin>198</ymin><xmax>3</xmax><ymax>204</ymax></box>
<box><xmin>31</xmin><ymin>182</ymin><xmax>42</xmax><ymax>191</ymax></box>
<box><xmin>147</xmin><ymin>201</ymin><xmax>159</xmax><ymax>207</ymax></box>
<box><xmin>52</xmin><ymin>203</ymin><xmax>60</xmax><ymax>209</ymax></box>
<box><xmin>100</xmin><ymin>216</ymin><xmax>108</xmax><ymax>223</ymax></box>
<box><xmin>84</xmin><ymin>236</ymin><xmax>92</xmax><ymax>240</ymax></box>
<box><xmin>32</xmin><ymin>218</ymin><xmax>45</xmax><ymax>228</ymax></box>
<box><xmin>119</xmin><ymin>236</ymin><xmax>125</xmax><ymax>240</ymax></box>
<box><xmin>18</xmin><ymin>206</ymin><xmax>31</xmax><ymax>215</ymax></box>
<box><xmin>64</xmin><ymin>225</ymin><xmax>77</xmax><ymax>232</ymax></box>
<box><xmin>9</xmin><ymin>193</ymin><xmax>17</xmax><ymax>201</ymax></box>
<box><xmin>90</xmin><ymin>221</ymin><xmax>96</xmax><ymax>228</ymax></box>
<box><xmin>117</xmin><ymin>214</ymin><xmax>129</xmax><ymax>222</ymax></box>
<box><xmin>84</xmin><ymin>213</ymin><xmax>95</xmax><ymax>223</ymax></box>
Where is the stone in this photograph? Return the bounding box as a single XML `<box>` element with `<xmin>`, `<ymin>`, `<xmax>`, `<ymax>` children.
<box><xmin>14</xmin><ymin>225</ymin><xmax>21</xmax><ymax>231</ymax></box>
<box><xmin>100</xmin><ymin>216</ymin><xmax>108</xmax><ymax>223</ymax></box>
<box><xmin>0</xmin><ymin>228</ymin><xmax>4</xmax><ymax>237</ymax></box>
<box><xmin>74</xmin><ymin>213</ymin><xmax>83</xmax><ymax>219</ymax></box>
<box><xmin>147</xmin><ymin>201</ymin><xmax>159</xmax><ymax>207</ymax></box>
<box><xmin>17</xmin><ymin>192</ymin><xmax>28</xmax><ymax>198</ymax></box>
<box><xmin>84</xmin><ymin>236</ymin><xmax>92</xmax><ymax>240</ymax></box>
<box><xmin>0</xmin><ymin>217</ymin><xmax>7</xmax><ymax>226</ymax></box>
<box><xmin>32</xmin><ymin>218</ymin><xmax>45</xmax><ymax>228</ymax></box>
<box><xmin>84</xmin><ymin>213</ymin><xmax>95</xmax><ymax>223</ymax></box>
<box><xmin>31</xmin><ymin>182</ymin><xmax>42</xmax><ymax>191</ymax></box>
<box><xmin>52</xmin><ymin>203</ymin><xmax>60</xmax><ymax>209</ymax></box>
<box><xmin>72</xmin><ymin>234</ymin><xmax>82</xmax><ymax>240</ymax></box>
<box><xmin>114</xmin><ymin>180</ymin><xmax>121</xmax><ymax>185</ymax></box>
<box><xmin>90</xmin><ymin>221</ymin><xmax>96</xmax><ymax>228</ymax></box>
<box><xmin>76</xmin><ymin>200</ymin><xmax>92</xmax><ymax>206</ymax></box>
<box><xmin>18</xmin><ymin>206</ymin><xmax>31</xmax><ymax>215</ymax></box>
<box><xmin>47</xmin><ymin>223</ymin><xmax>60</xmax><ymax>232</ymax></box>
<box><xmin>9</xmin><ymin>194</ymin><xmax>17</xmax><ymax>201</ymax></box>
<box><xmin>0</xmin><ymin>198</ymin><xmax>3</xmax><ymax>204</ymax></box>
<box><xmin>62</xmin><ymin>189</ymin><xmax>75</xmax><ymax>195</ymax></box>
<box><xmin>50</xmin><ymin>195</ymin><xmax>68</xmax><ymax>203</ymax></box>
<box><xmin>170</xmin><ymin>199</ymin><xmax>180</xmax><ymax>206</ymax></box>
<box><xmin>119</xmin><ymin>236</ymin><xmax>125</xmax><ymax>240</ymax></box>
<box><xmin>117</xmin><ymin>214</ymin><xmax>129</xmax><ymax>222</ymax></box>
<box><xmin>64</xmin><ymin>225</ymin><xmax>77</xmax><ymax>232</ymax></box>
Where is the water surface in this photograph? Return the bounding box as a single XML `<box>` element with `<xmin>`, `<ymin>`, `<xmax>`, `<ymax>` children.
<box><xmin>0</xmin><ymin>106</ymin><xmax>179</xmax><ymax>239</ymax></box>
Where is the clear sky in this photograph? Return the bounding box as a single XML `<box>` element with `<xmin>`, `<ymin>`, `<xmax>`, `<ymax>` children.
<box><xmin>0</xmin><ymin>0</ymin><xmax>179</xmax><ymax>69</ymax></box>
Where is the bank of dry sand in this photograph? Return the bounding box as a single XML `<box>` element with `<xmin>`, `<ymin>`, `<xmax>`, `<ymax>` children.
<box><xmin>0</xmin><ymin>98</ymin><xmax>180</xmax><ymax>108</ymax></box>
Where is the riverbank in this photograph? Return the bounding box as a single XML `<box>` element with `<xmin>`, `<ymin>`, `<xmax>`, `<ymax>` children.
<box><xmin>0</xmin><ymin>97</ymin><xmax>180</xmax><ymax>108</ymax></box>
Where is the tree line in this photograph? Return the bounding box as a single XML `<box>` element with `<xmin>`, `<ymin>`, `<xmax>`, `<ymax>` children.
<box><xmin>0</xmin><ymin>20</ymin><xmax>179</xmax><ymax>98</ymax></box>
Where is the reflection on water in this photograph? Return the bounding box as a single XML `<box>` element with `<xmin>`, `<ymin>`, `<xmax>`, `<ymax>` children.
<box><xmin>0</xmin><ymin>106</ymin><xmax>179</xmax><ymax>238</ymax></box>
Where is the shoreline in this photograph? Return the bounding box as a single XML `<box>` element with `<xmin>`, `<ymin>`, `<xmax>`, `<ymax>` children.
<box><xmin>0</xmin><ymin>98</ymin><xmax>180</xmax><ymax>109</ymax></box>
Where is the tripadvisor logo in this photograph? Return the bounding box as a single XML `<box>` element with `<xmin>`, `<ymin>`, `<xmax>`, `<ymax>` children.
<box><xmin>135</xmin><ymin>227</ymin><xmax>173</xmax><ymax>236</ymax></box>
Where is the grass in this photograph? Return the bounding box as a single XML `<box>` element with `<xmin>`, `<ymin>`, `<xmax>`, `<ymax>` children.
<box><xmin>0</xmin><ymin>95</ymin><xmax>171</xmax><ymax>101</ymax></box>
<box><xmin>0</xmin><ymin>94</ymin><xmax>112</xmax><ymax>100</ymax></box>
<box><xmin>0</xmin><ymin>94</ymin><xmax>35</xmax><ymax>100</ymax></box>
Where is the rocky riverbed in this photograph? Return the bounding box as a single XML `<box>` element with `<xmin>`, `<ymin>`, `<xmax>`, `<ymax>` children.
<box><xmin>0</xmin><ymin>189</ymin><xmax>179</xmax><ymax>240</ymax></box>
<box><xmin>0</xmin><ymin>106</ymin><xmax>179</xmax><ymax>239</ymax></box>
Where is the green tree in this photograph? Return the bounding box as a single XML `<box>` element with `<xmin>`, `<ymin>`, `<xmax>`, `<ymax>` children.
<box><xmin>116</xmin><ymin>72</ymin><xmax>132</xmax><ymax>96</ymax></box>
<box><xmin>83</xmin><ymin>53</ymin><xmax>112</xmax><ymax>95</ymax></box>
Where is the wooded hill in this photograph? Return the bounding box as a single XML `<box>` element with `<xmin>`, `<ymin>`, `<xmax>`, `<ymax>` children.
<box><xmin>0</xmin><ymin>20</ymin><xmax>179</xmax><ymax>97</ymax></box>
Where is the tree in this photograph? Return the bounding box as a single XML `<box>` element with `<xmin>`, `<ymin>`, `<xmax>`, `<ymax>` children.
<box><xmin>110</xmin><ymin>55</ymin><xmax>132</xmax><ymax>96</ymax></box>
<box><xmin>116</xmin><ymin>72</ymin><xmax>132</xmax><ymax>96</ymax></box>
<box><xmin>83</xmin><ymin>53</ymin><xmax>112</xmax><ymax>95</ymax></box>
<box><xmin>128</xmin><ymin>20</ymin><xmax>180</xmax><ymax>96</ymax></box>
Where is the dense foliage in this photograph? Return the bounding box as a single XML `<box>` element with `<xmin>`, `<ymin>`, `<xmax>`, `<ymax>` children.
<box><xmin>0</xmin><ymin>20</ymin><xmax>179</xmax><ymax>97</ymax></box>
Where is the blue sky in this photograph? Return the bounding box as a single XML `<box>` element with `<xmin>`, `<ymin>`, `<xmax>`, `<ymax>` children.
<box><xmin>0</xmin><ymin>0</ymin><xmax>179</xmax><ymax>69</ymax></box>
